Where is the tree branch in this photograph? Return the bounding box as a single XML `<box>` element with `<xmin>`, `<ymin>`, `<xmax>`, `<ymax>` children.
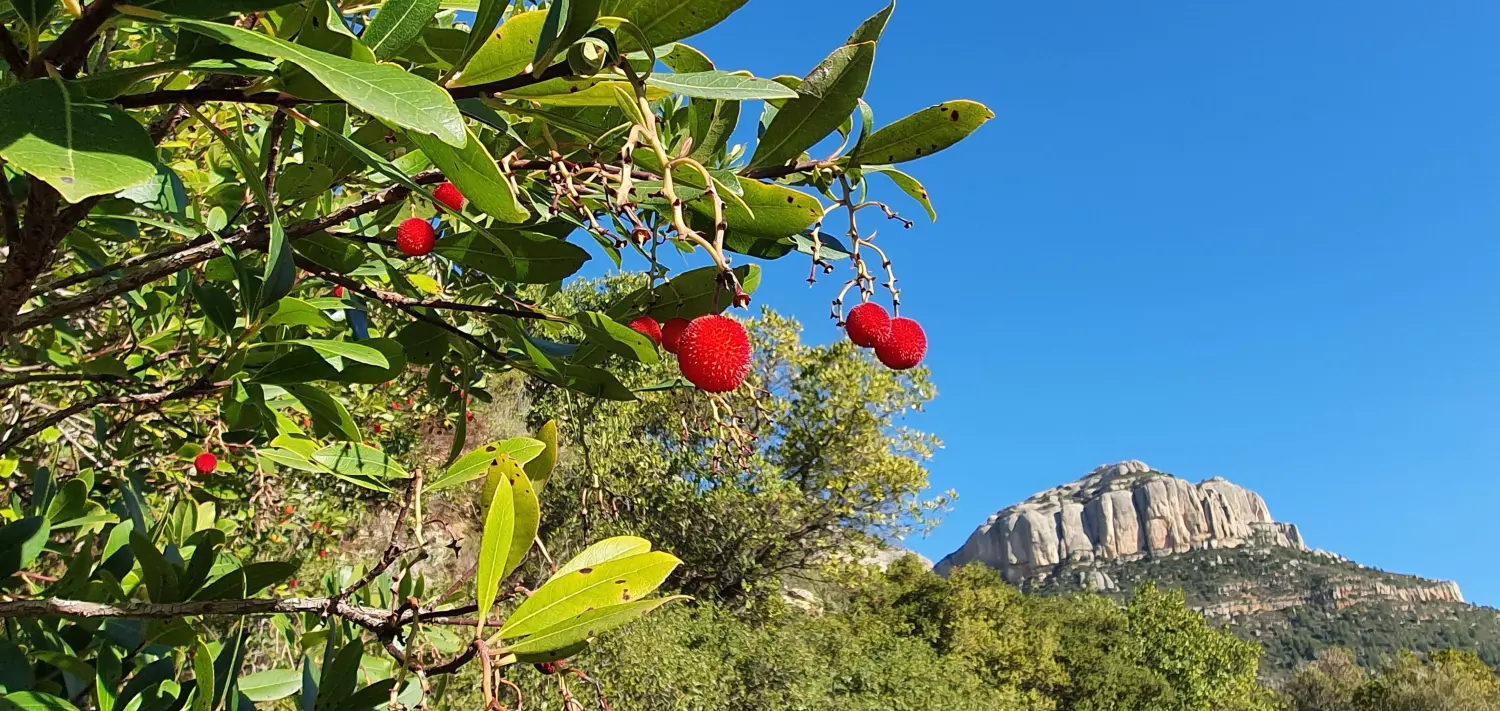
<box><xmin>0</xmin><ymin>160</ymin><xmax>19</xmax><ymax>248</ymax></box>
<box><xmin>0</xmin><ymin>377</ymin><xmax>226</xmax><ymax>455</ymax></box>
<box><xmin>111</xmin><ymin>59</ymin><xmax>575</xmax><ymax>109</ymax></box>
<box><xmin>0</xmin><ymin>595</ymin><xmax>478</xmax><ymax>632</ymax></box>
<box><xmin>37</xmin><ymin>0</ymin><xmax>118</xmax><ymax>76</ymax></box>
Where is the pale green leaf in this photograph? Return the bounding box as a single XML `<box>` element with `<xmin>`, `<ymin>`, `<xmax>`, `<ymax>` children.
<box><xmin>508</xmin><ymin>596</ymin><xmax>687</xmax><ymax>656</ymax></box>
<box><xmin>238</xmin><ymin>669</ymin><xmax>301</xmax><ymax>703</ymax></box>
<box><xmin>499</xmin><ymin>551</ymin><xmax>681</xmax><ymax>638</ymax></box>
<box><xmin>646</xmin><ymin>71</ymin><xmax>798</xmax><ymax>101</ymax></box>
<box><xmin>474</xmin><ymin>466</ymin><xmax>515</xmax><ymax>631</ymax></box>
<box><xmin>361</xmin><ymin>0</ymin><xmax>442</xmax><ymax>59</ymax></box>
<box><xmin>553</xmin><ymin>535</ymin><xmax>651</xmax><ymax>577</ymax></box>
<box><xmin>0</xmin><ymin>79</ymin><xmax>157</xmax><ymax>203</ymax></box>
<box><xmin>852</xmin><ymin>99</ymin><xmax>994</xmax><ymax>165</ymax></box>
<box><xmin>427</xmin><ymin>438</ymin><xmax>545</xmax><ymax>492</ymax></box>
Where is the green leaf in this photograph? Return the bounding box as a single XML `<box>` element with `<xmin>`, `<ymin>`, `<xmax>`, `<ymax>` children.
<box><xmin>574</xmin><ymin>312</ymin><xmax>659</xmax><ymax>364</ymax></box>
<box><xmin>606</xmin><ymin>264</ymin><xmax>760</xmax><ymax>322</ymax></box>
<box><xmin>427</xmin><ymin>438</ymin><xmax>544</xmax><ymax>492</ymax></box>
<box><xmin>238</xmin><ymin>669</ymin><xmax>300</xmax><ymax>703</ymax></box>
<box><xmin>275</xmin><ymin>164</ymin><xmax>335</xmax><ymax>202</ymax></box>
<box><xmin>660</xmin><ymin>43</ymin><xmax>713</xmax><ymax>73</ymax></box>
<box><xmin>2</xmin><ymin>693</ymin><xmax>81</xmax><ymax>711</ymax></box>
<box><xmin>436</xmin><ymin>228</ymin><xmax>590</xmax><ymax>284</ymax></box>
<box><xmin>164</xmin><ymin>17</ymin><xmax>465</xmax><ymax>146</ymax></box>
<box><xmin>0</xmin><ymin>79</ymin><xmax>158</xmax><ymax>203</ymax></box>
<box><xmin>532</xmin><ymin>0</ymin><xmax>603</xmax><ymax>75</ymax></box>
<box><xmin>553</xmin><ymin>535</ymin><xmax>650</xmax><ymax>577</ymax></box>
<box><xmin>139</xmin><ymin>0</ymin><xmax>293</xmax><ymax>20</ymax></box>
<box><xmin>864</xmin><ymin>164</ymin><xmax>936</xmax><ymax>221</ymax></box>
<box><xmin>523</xmin><ymin>420</ymin><xmax>558</xmax><ymax>490</ymax></box>
<box><xmin>268</xmin><ymin>339</ymin><xmax>390</xmax><ymax>368</ymax></box>
<box><xmin>312</xmin><ymin>442</ymin><xmax>407</xmax><ymax>482</ymax></box>
<box><xmin>690</xmin><ymin>176</ymin><xmax>821</xmax><ymax>238</ymax></box>
<box><xmin>846</xmin><ymin>0</ymin><xmax>895</xmax><ymax>45</ymax></box>
<box><xmin>487</xmin><ymin>459</ymin><xmax>538</xmax><ymax>577</ymax></box>
<box><xmin>453</xmin><ymin>9</ymin><xmax>546</xmax><ymax>87</ymax></box>
<box><xmin>10</xmin><ymin>0</ymin><xmax>54</xmax><ymax>29</ymax></box>
<box><xmin>192</xmin><ymin>282</ymin><xmax>239</xmax><ymax>333</ymax></box>
<box><xmin>518</xmin><ymin>361</ymin><xmax>636</xmax><ymax>401</ymax></box>
<box><xmin>114</xmin><ymin>661</ymin><xmax>175</xmax><ymax>710</ymax></box>
<box><xmin>473</xmin><ymin>465</ymin><xmax>515</xmax><ymax>631</ymax></box>
<box><xmin>313</xmin><ymin>642</ymin><xmax>361</xmax><ymax>711</ymax></box>
<box><xmin>408</xmin><ymin>125</ymin><xmax>529</xmax><ymax>223</ymax></box>
<box><xmin>646</xmin><ymin>71</ymin><xmax>798</xmax><ymax>101</ymax></box>
<box><xmin>264</xmin><ymin>298</ymin><xmax>337</xmax><ymax>329</ymax></box>
<box><xmin>292</xmin><ymin>233</ymin><xmax>365</xmax><ymax>274</ymax></box>
<box><xmin>395</xmin><ymin>321</ymin><xmax>451</xmax><ymax>365</ymax></box>
<box><xmin>191</xmin><ymin>641</ymin><xmax>214</xmax><ymax>711</ymax></box>
<box><xmin>602</xmin><ymin>0</ymin><xmax>748</xmax><ymax>49</ymax></box>
<box><xmin>191</xmin><ymin>561</ymin><xmax>297</xmax><ymax>600</ymax></box>
<box><xmin>95</xmin><ymin>646</ymin><xmax>121</xmax><ymax>711</ymax></box>
<box><xmin>509</xmin><ymin>595</ymin><xmax>687</xmax><ymax>656</ymax></box>
<box><xmin>852</xmin><ymin>99</ymin><xmax>994</xmax><ymax>165</ymax></box>
<box><xmin>286</xmin><ymin>384</ymin><xmax>360</xmax><ymax>441</ymax></box>
<box><xmin>456</xmin><ymin>0</ymin><xmax>513</xmax><ymax>72</ymax></box>
<box><xmin>747</xmin><ymin>42</ymin><xmax>875</xmax><ymax>169</ymax></box>
<box><xmin>0</xmin><ymin>639</ymin><xmax>35</xmax><ymax>692</ymax></box>
<box><xmin>500</xmin><ymin>551</ymin><xmax>681</xmax><ymax>638</ymax></box>
<box><xmin>361</xmin><ymin>0</ymin><xmax>441</xmax><ymax>59</ymax></box>
<box><xmin>254</xmin><ymin>340</ymin><xmax>406</xmax><ymax>385</ymax></box>
<box><xmin>129</xmin><ymin>531</ymin><xmax>179</xmax><ymax>602</ymax></box>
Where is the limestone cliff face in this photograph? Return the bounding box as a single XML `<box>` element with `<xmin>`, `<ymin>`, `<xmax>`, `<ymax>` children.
<box><xmin>934</xmin><ymin>461</ymin><xmax>1306</xmax><ymax>583</ymax></box>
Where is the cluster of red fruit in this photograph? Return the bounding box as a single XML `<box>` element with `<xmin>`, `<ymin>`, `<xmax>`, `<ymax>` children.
<box><xmin>394</xmin><ymin>182</ymin><xmax>466</xmax><ymax>257</ymax></box>
<box><xmin>627</xmin><ymin>314</ymin><xmax>751</xmax><ymax>393</ymax></box>
<box><xmin>842</xmin><ymin>302</ymin><xmax>927</xmax><ymax>370</ymax></box>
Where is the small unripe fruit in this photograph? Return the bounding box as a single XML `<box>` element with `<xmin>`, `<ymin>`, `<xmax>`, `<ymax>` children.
<box><xmin>433</xmin><ymin>182</ymin><xmax>466</xmax><ymax>212</ymax></box>
<box><xmin>283</xmin><ymin>504</ymin><xmax>294</xmax><ymax>515</ymax></box>
<box><xmin>844</xmin><ymin>302</ymin><xmax>892</xmax><ymax>348</ymax></box>
<box><xmin>677</xmin><ymin>315</ymin><xmax>751</xmax><ymax>393</ymax></box>
<box><xmin>627</xmin><ymin>316</ymin><xmax>662</xmax><ymax>345</ymax></box>
<box><xmin>661</xmin><ymin>317</ymin><xmax>690</xmax><ymax>354</ymax></box>
<box><xmin>396</xmin><ymin>218</ymin><xmax>436</xmax><ymax>257</ymax></box>
<box><xmin>874</xmin><ymin>317</ymin><xmax>927</xmax><ymax>370</ymax></box>
<box><xmin>193</xmin><ymin>452</ymin><xmax>217</xmax><ymax>475</ymax></box>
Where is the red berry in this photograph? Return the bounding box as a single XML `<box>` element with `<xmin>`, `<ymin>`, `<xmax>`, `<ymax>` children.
<box><xmin>333</xmin><ymin>285</ymin><xmax>345</xmax><ymax>298</ymax></box>
<box><xmin>433</xmin><ymin>182</ymin><xmax>466</xmax><ymax>212</ymax></box>
<box><xmin>283</xmin><ymin>504</ymin><xmax>294</xmax><ymax>515</ymax></box>
<box><xmin>391</xmin><ymin>401</ymin><xmax>401</xmax><ymax>410</ymax></box>
<box><xmin>466</xmin><ymin>411</ymin><xmax>475</xmax><ymax>421</ymax></box>
<box><xmin>193</xmin><ymin>452</ymin><xmax>217</xmax><ymax>475</ymax></box>
<box><xmin>677</xmin><ymin>315</ymin><xmax>751</xmax><ymax>393</ymax></box>
<box><xmin>661</xmin><ymin>317</ymin><xmax>690</xmax><ymax>354</ymax></box>
<box><xmin>396</xmin><ymin>218</ymin><xmax>436</xmax><ymax>257</ymax></box>
<box><xmin>874</xmin><ymin>317</ymin><xmax>927</xmax><ymax>370</ymax></box>
<box><xmin>627</xmin><ymin>316</ymin><xmax>662</xmax><ymax>345</ymax></box>
<box><xmin>845</xmin><ymin>302</ymin><xmax>892</xmax><ymax>348</ymax></box>
<box><xmin>373</xmin><ymin>423</ymin><xmax>383</xmax><ymax>434</ymax></box>
<box><xmin>319</xmin><ymin>550</ymin><xmax>328</xmax><ymax>558</ymax></box>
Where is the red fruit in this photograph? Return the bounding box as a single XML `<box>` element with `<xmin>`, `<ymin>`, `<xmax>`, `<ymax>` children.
<box><xmin>466</xmin><ymin>411</ymin><xmax>475</xmax><ymax>422</ymax></box>
<box><xmin>193</xmin><ymin>452</ymin><xmax>217</xmax><ymax>475</ymax></box>
<box><xmin>661</xmin><ymin>317</ymin><xmax>690</xmax><ymax>354</ymax></box>
<box><xmin>333</xmin><ymin>285</ymin><xmax>345</xmax><ymax>298</ymax></box>
<box><xmin>433</xmin><ymin>182</ymin><xmax>466</xmax><ymax>212</ymax></box>
<box><xmin>406</xmin><ymin>397</ymin><xmax>414</xmax><ymax>406</ymax></box>
<box><xmin>628</xmin><ymin>316</ymin><xmax>662</xmax><ymax>345</ymax></box>
<box><xmin>373</xmin><ymin>423</ymin><xmax>383</xmax><ymax>434</ymax></box>
<box><xmin>396</xmin><ymin>218</ymin><xmax>436</xmax><ymax>257</ymax></box>
<box><xmin>677</xmin><ymin>315</ymin><xmax>751</xmax><ymax>393</ymax></box>
<box><xmin>283</xmin><ymin>504</ymin><xmax>294</xmax><ymax>515</ymax></box>
<box><xmin>319</xmin><ymin>550</ymin><xmax>329</xmax><ymax>558</ymax></box>
<box><xmin>844</xmin><ymin>302</ymin><xmax>892</xmax><ymax>348</ymax></box>
<box><xmin>874</xmin><ymin>317</ymin><xmax>927</xmax><ymax>370</ymax></box>
<box><xmin>391</xmin><ymin>401</ymin><xmax>401</xmax><ymax>410</ymax></box>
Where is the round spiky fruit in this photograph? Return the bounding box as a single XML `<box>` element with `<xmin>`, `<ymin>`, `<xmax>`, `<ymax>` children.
<box><xmin>844</xmin><ymin>302</ymin><xmax>892</xmax><ymax>348</ymax></box>
<box><xmin>396</xmin><ymin>218</ymin><xmax>436</xmax><ymax>257</ymax></box>
<box><xmin>193</xmin><ymin>452</ymin><xmax>217</xmax><ymax>475</ymax></box>
<box><xmin>433</xmin><ymin>182</ymin><xmax>465</xmax><ymax>212</ymax></box>
<box><xmin>661</xmin><ymin>317</ymin><xmax>690</xmax><ymax>354</ymax></box>
<box><xmin>677</xmin><ymin>315</ymin><xmax>751</xmax><ymax>393</ymax></box>
<box><xmin>874</xmin><ymin>317</ymin><xmax>927</xmax><ymax>370</ymax></box>
<box><xmin>627</xmin><ymin>316</ymin><xmax>662</xmax><ymax>345</ymax></box>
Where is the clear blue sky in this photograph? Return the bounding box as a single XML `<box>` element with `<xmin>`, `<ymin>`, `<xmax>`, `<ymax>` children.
<box><xmin>668</xmin><ymin>1</ymin><xmax>1500</xmax><ymax>607</ymax></box>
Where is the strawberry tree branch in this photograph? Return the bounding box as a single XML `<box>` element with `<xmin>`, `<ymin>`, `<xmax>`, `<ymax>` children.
<box><xmin>0</xmin><ymin>377</ymin><xmax>227</xmax><ymax>455</ymax></box>
<box><xmin>0</xmin><ymin>596</ymin><xmax>468</xmax><ymax>632</ymax></box>
<box><xmin>0</xmin><ymin>24</ymin><xmax>27</xmax><ymax>76</ymax></box>
<box><xmin>37</xmin><ymin>0</ymin><xmax>118</xmax><ymax>76</ymax></box>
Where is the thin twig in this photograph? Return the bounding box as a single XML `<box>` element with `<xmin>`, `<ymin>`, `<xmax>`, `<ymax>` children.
<box><xmin>334</xmin><ymin>472</ymin><xmax>422</xmax><ymax>603</ymax></box>
<box><xmin>0</xmin><ymin>378</ymin><xmax>226</xmax><ymax>455</ymax></box>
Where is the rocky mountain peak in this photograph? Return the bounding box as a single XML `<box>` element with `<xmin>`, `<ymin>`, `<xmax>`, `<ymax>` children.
<box><xmin>935</xmin><ymin>461</ymin><xmax>1307</xmax><ymax>583</ymax></box>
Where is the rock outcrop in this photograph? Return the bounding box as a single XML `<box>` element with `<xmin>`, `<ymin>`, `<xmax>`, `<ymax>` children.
<box><xmin>935</xmin><ymin>460</ymin><xmax>1306</xmax><ymax>583</ymax></box>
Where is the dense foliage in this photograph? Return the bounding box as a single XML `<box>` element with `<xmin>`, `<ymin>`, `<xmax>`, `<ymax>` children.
<box><xmin>0</xmin><ymin>0</ymin><xmax>992</xmax><ymax>709</ymax></box>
